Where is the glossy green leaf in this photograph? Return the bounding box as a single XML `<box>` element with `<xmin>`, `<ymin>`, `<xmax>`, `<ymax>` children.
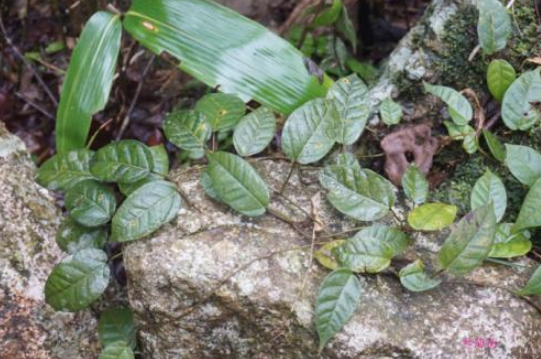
<box><xmin>111</xmin><ymin>180</ymin><xmax>181</xmax><ymax>242</ymax></box>
<box><xmin>37</xmin><ymin>149</ymin><xmax>95</xmax><ymax>191</ymax></box>
<box><xmin>312</xmin><ymin>0</ymin><xmax>343</xmax><ymax>28</ymax></box>
<box><xmin>407</xmin><ymin>203</ymin><xmax>457</xmax><ymax>231</ymax></box>
<box><xmin>315</xmin><ymin>240</ymin><xmax>345</xmax><ymax>270</ymax></box>
<box><xmin>315</xmin><ymin>268</ymin><xmax>362</xmax><ymax>352</ymax></box>
<box><xmin>513</xmin><ymin>177</ymin><xmax>541</xmax><ymax>232</ymax></box>
<box><xmin>482</xmin><ymin>130</ymin><xmax>506</xmax><ymax>162</ymax></box>
<box><xmin>207</xmin><ymin>152</ymin><xmax>269</xmax><ymax>216</ymax></box>
<box><xmin>517</xmin><ymin>265</ymin><xmax>541</xmax><ymax>295</ymax></box>
<box><xmin>399</xmin><ymin>260</ymin><xmax>442</xmax><ymax>292</ymax></box>
<box><xmin>195</xmin><ymin>93</ymin><xmax>245</xmax><ymax>132</ymax></box>
<box><xmin>98</xmin><ymin>307</ymin><xmax>136</xmax><ymax>348</ymax></box>
<box><xmin>164</xmin><ymin>110</ymin><xmax>211</xmax><ymax>156</ymax></box>
<box><xmin>200</xmin><ymin>169</ymin><xmax>221</xmax><ymax>201</ymax></box>
<box><xmin>55</xmin><ymin>12</ymin><xmax>121</xmax><ymax>153</ymax></box>
<box><xmin>98</xmin><ymin>341</ymin><xmax>134</xmax><ymax>359</ymax></box>
<box><xmin>423</xmin><ymin>82</ymin><xmax>473</xmax><ymax>125</ymax></box>
<box><xmin>65</xmin><ymin>180</ymin><xmax>116</xmax><ymax>227</ymax></box>
<box><xmin>233</xmin><ymin>106</ymin><xmax>276</xmax><ymax>156</ymax></box>
<box><xmin>45</xmin><ymin>248</ymin><xmax>110</xmax><ymax>312</ymax></box>
<box><xmin>335</xmin><ymin>225</ymin><xmax>410</xmax><ymax>273</ymax></box>
<box><xmin>149</xmin><ymin>144</ymin><xmax>170</xmax><ymax>176</ymax></box>
<box><xmin>118</xmin><ymin>174</ymin><xmax>163</xmax><ymax>197</ymax></box>
<box><xmin>379</xmin><ymin>98</ymin><xmax>402</xmax><ymax>125</ymax></box>
<box><xmin>320</xmin><ymin>163</ymin><xmax>395</xmax><ymax>222</ymax></box>
<box><xmin>470</xmin><ymin>170</ymin><xmax>507</xmax><ymax>222</ymax></box>
<box><xmin>438</xmin><ymin>204</ymin><xmax>497</xmax><ymax>275</ymax></box>
<box><xmin>56</xmin><ymin>217</ymin><xmax>108</xmax><ymax>254</ymax></box>
<box><xmin>123</xmin><ymin>0</ymin><xmax>331</xmax><ymax>115</ymax></box>
<box><xmin>90</xmin><ymin>140</ymin><xmax>155</xmax><ymax>183</ymax></box>
<box><xmin>487</xmin><ymin>59</ymin><xmax>516</xmax><ymax>101</ymax></box>
<box><xmin>282</xmin><ymin>98</ymin><xmax>338</xmax><ymax>164</ymax></box>
<box><xmin>401</xmin><ymin>164</ymin><xmax>428</xmax><ymax>205</ymax></box>
<box><xmin>326</xmin><ymin>74</ymin><xmax>369</xmax><ymax>145</ymax></box>
<box><xmin>477</xmin><ymin>0</ymin><xmax>511</xmax><ymax>55</ymax></box>
<box><xmin>501</xmin><ymin>69</ymin><xmax>541</xmax><ymax>130</ymax></box>
<box><xmin>505</xmin><ymin>144</ymin><xmax>541</xmax><ymax>186</ymax></box>
<box><xmin>489</xmin><ymin>223</ymin><xmax>531</xmax><ymax>258</ymax></box>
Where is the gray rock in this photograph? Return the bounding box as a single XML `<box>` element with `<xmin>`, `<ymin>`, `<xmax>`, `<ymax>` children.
<box><xmin>0</xmin><ymin>122</ymin><xmax>100</xmax><ymax>359</ymax></box>
<box><xmin>124</xmin><ymin>159</ymin><xmax>541</xmax><ymax>359</ymax></box>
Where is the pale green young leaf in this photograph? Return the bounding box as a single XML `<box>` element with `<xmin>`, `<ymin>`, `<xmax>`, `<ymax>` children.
<box><xmin>56</xmin><ymin>217</ymin><xmax>108</xmax><ymax>254</ymax></box>
<box><xmin>407</xmin><ymin>203</ymin><xmax>457</xmax><ymax>231</ymax></box>
<box><xmin>45</xmin><ymin>248</ymin><xmax>110</xmax><ymax>312</ymax></box>
<box><xmin>513</xmin><ymin>177</ymin><xmax>541</xmax><ymax>232</ymax></box>
<box><xmin>505</xmin><ymin>144</ymin><xmax>541</xmax><ymax>186</ymax></box>
<box><xmin>98</xmin><ymin>307</ymin><xmax>136</xmax><ymax>348</ymax></box>
<box><xmin>517</xmin><ymin>265</ymin><xmax>541</xmax><ymax>295</ymax></box>
<box><xmin>482</xmin><ymin>130</ymin><xmax>506</xmax><ymax>162</ymax></box>
<box><xmin>65</xmin><ymin>180</ymin><xmax>116</xmax><ymax>227</ymax></box>
<box><xmin>164</xmin><ymin>110</ymin><xmax>211</xmax><ymax>156</ymax></box>
<box><xmin>207</xmin><ymin>152</ymin><xmax>269</xmax><ymax>216</ymax></box>
<box><xmin>489</xmin><ymin>223</ymin><xmax>532</xmax><ymax>258</ymax></box>
<box><xmin>477</xmin><ymin>0</ymin><xmax>511</xmax><ymax>55</ymax></box>
<box><xmin>37</xmin><ymin>149</ymin><xmax>95</xmax><ymax>191</ymax></box>
<box><xmin>195</xmin><ymin>93</ymin><xmax>246</xmax><ymax>132</ymax></box>
<box><xmin>399</xmin><ymin>260</ymin><xmax>442</xmax><ymax>292</ymax></box>
<box><xmin>315</xmin><ymin>268</ymin><xmax>362</xmax><ymax>352</ymax></box>
<box><xmin>470</xmin><ymin>169</ymin><xmax>507</xmax><ymax>222</ymax></box>
<box><xmin>98</xmin><ymin>341</ymin><xmax>134</xmax><ymax>359</ymax></box>
<box><xmin>233</xmin><ymin>106</ymin><xmax>276</xmax><ymax>156</ymax></box>
<box><xmin>314</xmin><ymin>240</ymin><xmax>345</xmax><ymax>270</ymax></box>
<box><xmin>423</xmin><ymin>82</ymin><xmax>473</xmax><ymax>125</ymax></box>
<box><xmin>438</xmin><ymin>204</ymin><xmax>497</xmax><ymax>275</ymax></box>
<box><xmin>401</xmin><ymin>164</ymin><xmax>428</xmax><ymax>205</ymax></box>
<box><xmin>501</xmin><ymin>69</ymin><xmax>541</xmax><ymax>130</ymax></box>
<box><xmin>379</xmin><ymin>98</ymin><xmax>402</xmax><ymax>125</ymax></box>
<box><xmin>487</xmin><ymin>59</ymin><xmax>516</xmax><ymax>101</ymax></box>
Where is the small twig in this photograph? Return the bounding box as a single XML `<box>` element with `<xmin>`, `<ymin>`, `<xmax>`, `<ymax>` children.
<box><xmin>86</xmin><ymin>118</ymin><xmax>115</xmax><ymax>149</ymax></box>
<box><xmin>14</xmin><ymin>92</ymin><xmax>54</xmax><ymax>119</ymax></box>
<box><xmin>279</xmin><ymin>162</ymin><xmax>297</xmax><ymax>194</ymax></box>
<box><xmin>461</xmin><ymin>88</ymin><xmax>485</xmax><ymax>136</ymax></box>
<box><xmin>279</xmin><ymin>0</ymin><xmax>319</xmax><ymax>36</ymax></box>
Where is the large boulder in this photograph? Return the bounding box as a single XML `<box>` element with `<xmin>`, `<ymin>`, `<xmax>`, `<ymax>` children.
<box><xmin>124</xmin><ymin>159</ymin><xmax>541</xmax><ymax>359</ymax></box>
<box><xmin>0</xmin><ymin>122</ymin><xmax>100</xmax><ymax>358</ymax></box>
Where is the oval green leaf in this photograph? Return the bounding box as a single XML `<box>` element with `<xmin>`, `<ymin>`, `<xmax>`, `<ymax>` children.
<box><xmin>164</xmin><ymin>110</ymin><xmax>211</xmax><ymax>156</ymax></box>
<box><xmin>487</xmin><ymin>59</ymin><xmax>516</xmax><ymax>102</ymax></box>
<box><xmin>482</xmin><ymin>130</ymin><xmax>506</xmax><ymax>162</ymax></box>
<box><xmin>233</xmin><ymin>106</ymin><xmax>276</xmax><ymax>156</ymax></box>
<box><xmin>379</xmin><ymin>98</ymin><xmax>402</xmax><ymax>126</ymax></box>
<box><xmin>477</xmin><ymin>0</ymin><xmax>511</xmax><ymax>55</ymax></box>
<box><xmin>98</xmin><ymin>307</ymin><xmax>136</xmax><ymax>348</ymax></box>
<box><xmin>505</xmin><ymin>144</ymin><xmax>541</xmax><ymax>186</ymax></box>
<box><xmin>401</xmin><ymin>164</ymin><xmax>428</xmax><ymax>205</ymax></box>
<box><xmin>45</xmin><ymin>248</ymin><xmax>110</xmax><ymax>312</ymax></box>
<box><xmin>195</xmin><ymin>93</ymin><xmax>246</xmax><ymax>132</ymax></box>
<box><xmin>207</xmin><ymin>152</ymin><xmax>270</xmax><ymax>216</ymax></box>
<box><xmin>112</xmin><ymin>180</ymin><xmax>182</xmax><ymax>242</ymax></box>
<box><xmin>399</xmin><ymin>260</ymin><xmax>442</xmax><ymax>292</ymax></box>
<box><xmin>517</xmin><ymin>265</ymin><xmax>541</xmax><ymax>296</ymax></box>
<box><xmin>55</xmin><ymin>12</ymin><xmax>122</xmax><ymax>153</ymax></box>
<box><xmin>513</xmin><ymin>177</ymin><xmax>541</xmax><ymax>233</ymax></box>
<box><xmin>501</xmin><ymin>69</ymin><xmax>541</xmax><ymax>131</ymax></box>
<box><xmin>56</xmin><ymin>217</ymin><xmax>108</xmax><ymax>253</ymax></box>
<box><xmin>98</xmin><ymin>341</ymin><xmax>134</xmax><ymax>359</ymax></box>
<box><xmin>423</xmin><ymin>82</ymin><xmax>472</xmax><ymax>125</ymax></box>
<box><xmin>37</xmin><ymin>149</ymin><xmax>96</xmax><ymax>191</ymax></box>
<box><xmin>407</xmin><ymin>203</ymin><xmax>457</xmax><ymax>231</ymax></box>
<box><xmin>65</xmin><ymin>180</ymin><xmax>116</xmax><ymax>227</ymax></box>
<box><xmin>315</xmin><ymin>268</ymin><xmax>362</xmax><ymax>352</ymax></box>
<box><xmin>470</xmin><ymin>169</ymin><xmax>507</xmax><ymax>222</ymax></box>
<box><xmin>489</xmin><ymin>223</ymin><xmax>531</xmax><ymax>258</ymax></box>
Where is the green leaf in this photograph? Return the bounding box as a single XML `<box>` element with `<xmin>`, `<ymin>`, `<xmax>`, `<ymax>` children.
<box><xmin>513</xmin><ymin>177</ymin><xmax>541</xmax><ymax>232</ymax></box>
<box><xmin>379</xmin><ymin>98</ymin><xmax>402</xmax><ymax>125</ymax></box>
<box><xmin>98</xmin><ymin>341</ymin><xmax>134</xmax><ymax>359</ymax></box>
<box><xmin>314</xmin><ymin>240</ymin><xmax>345</xmax><ymax>270</ymax></box>
<box><xmin>45</xmin><ymin>248</ymin><xmax>110</xmax><ymax>312</ymax></box>
<box><xmin>282</xmin><ymin>98</ymin><xmax>338</xmax><ymax>164</ymax></box>
<box><xmin>482</xmin><ymin>130</ymin><xmax>506</xmax><ymax>162</ymax></box>
<box><xmin>487</xmin><ymin>59</ymin><xmax>516</xmax><ymax>101</ymax></box>
<box><xmin>164</xmin><ymin>110</ymin><xmax>211</xmax><ymax>156</ymax></box>
<box><xmin>345</xmin><ymin>58</ymin><xmax>377</xmax><ymax>83</ymax></box>
<box><xmin>315</xmin><ymin>268</ymin><xmax>362</xmax><ymax>352</ymax></box>
<box><xmin>320</xmin><ymin>163</ymin><xmax>396</xmax><ymax>222</ymax></box>
<box><xmin>407</xmin><ymin>203</ymin><xmax>457</xmax><ymax>231</ymax></box>
<box><xmin>149</xmin><ymin>144</ymin><xmax>169</xmax><ymax>176</ymax></box>
<box><xmin>123</xmin><ymin>0</ymin><xmax>331</xmax><ymax>115</ymax></box>
<box><xmin>118</xmin><ymin>174</ymin><xmax>163</xmax><ymax>197</ymax></box>
<box><xmin>65</xmin><ymin>180</ymin><xmax>116</xmax><ymax>227</ymax></box>
<box><xmin>326</xmin><ymin>74</ymin><xmax>370</xmax><ymax>145</ymax></box>
<box><xmin>207</xmin><ymin>152</ymin><xmax>270</xmax><ymax>216</ymax></box>
<box><xmin>55</xmin><ymin>12</ymin><xmax>122</xmax><ymax>153</ymax></box>
<box><xmin>200</xmin><ymin>169</ymin><xmax>221</xmax><ymax>201</ymax></box>
<box><xmin>111</xmin><ymin>180</ymin><xmax>182</xmax><ymax>242</ymax></box>
<box><xmin>335</xmin><ymin>225</ymin><xmax>410</xmax><ymax>273</ymax></box>
<box><xmin>489</xmin><ymin>223</ymin><xmax>531</xmax><ymax>258</ymax></box>
<box><xmin>501</xmin><ymin>69</ymin><xmax>541</xmax><ymax>130</ymax></box>
<box><xmin>98</xmin><ymin>307</ymin><xmax>136</xmax><ymax>348</ymax></box>
<box><xmin>477</xmin><ymin>0</ymin><xmax>511</xmax><ymax>55</ymax></box>
<box><xmin>56</xmin><ymin>217</ymin><xmax>108</xmax><ymax>253</ymax></box>
<box><xmin>336</xmin><ymin>4</ymin><xmax>357</xmax><ymax>52</ymax></box>
<box><xmin>437</xmin><ymin>204</ymin><xmax>497</xmax><ymax>275</ymax></box>
<box><xmin>505</xmin><ymin>144</ymin><xmax>541</xmax><ymax>186</ymax></box>
<box><xmin>312</xmin><ymin>0</ymin><xmax>343</xmax><ymax>28</ymax></box>
<box><xmin>37</xmin><ymin>149</ymin><xmax>95</xmax><ymax>191</ymax></box>
<box><xmin>399</xmin><ymin>260</ymin><xmax>442</xmax><ymax>292</ymax></box>
<box><xmin>195</xmin><ymin>93</ymin><xmax>246</xmax><ymax>132</ymax></box>
<box><xmin>90</xmin><ymin>140</ymin><xmax>155</xmax><ymax>183</ymax></box>
<box><xmin>470</xmin><ymin>170</ymin><xmax>507</xmax><ymax>222</ymax></box>
<box><xmin>401</xmin><ymin>164</ymin><xmax>428</xmax><ymax>205</ymax></box>
<box><xmin>423</xmin><ymin>82</ymin><xmax>473</xmax><ymax>125</ymax></box>
<box><xmin>233</xmin><ymin>106</ymin><xmax>276</xmax><ymax>156</ymax></box>
<box><xmin>517</xmin><ymin>265</ymin><xmax>541</xmax><ymax>295</ymax></box>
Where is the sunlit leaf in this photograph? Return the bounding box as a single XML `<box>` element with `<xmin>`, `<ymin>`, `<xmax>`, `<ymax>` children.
<box><xmin>501</xmin><ymin>69</ymin><xmax>541</xmax><ymax>131</ymax></box>
<box><xmin>438</xmin><ymin>204</ymin><xmax>497</xmax><ymax>275</ymax></box>
<box><xmin>207</xmin><ymin>151</ymin><xmax>269</xmax><ymax>216</ymax></box>
<box><xmin>65</xmin><ymin>180</ymin><xmax>116</xmax><ymax>227</ymax></box>
<box><xmin>489</xmin><ymin>223</ymin><xmax>531</xmax><ymax>258</ymax></box>
<box><xmin>477</xmin><ymin>0</ymin><xmax>511</xmax><ymax>55</ymax></box>
<box><xmin>407</xmin><ymin>203</ymin><xmax>457</xmax><ymax>231</ymax></box>
<box><xmin>513</xmin><ymin>177</ymin><xmax>541</xmax><ymax>232</ymax></box>
<box><xmin>487</xmin><ymin>59</ymin><xmax>516</xmax><ymax>101</ymax></box>
<box><xmin>98</xmin><ymin>341</ymin><xmax>134</xmax><ymax>359</ymax></box>
<box><xmin>379</xmin><ymin>98</ymin><xmax>402</xmax><ymax>125</ymax></box>
<box><xmin>401</xmin><ymin>164</ymin><xmax>428</xmax><ymax>205</ymax></box>
<box><xmin>482</xmin><ymin>130</ymin><xmax>506</xmax><ymax>162</ymax></box>
<box><xmin>505</xmin><ymin>144</ymin><xmax>541</xmax><ymax>186</ymax></box>
<box><xmin>195</xmin><ymin>93</ymin><xmax>246</xmax><ymax>132</ymax></box>
<box><xmin>233</xmin><ymin>106</ymin><xmax>276</xmax><ymax>156</ymax></box>
<box><xmin>282</xmin><ymin>98</ymin><xmax>338</xmax><ymax>164</ymax></box>
<box><xmin>399</xmin><ymin>260</ymin><xmax>442</xmax><ymax>292</ymax></box>
<box><xmin>164</xmin><ymin>110</ymin><xmax>211</xmax><ymax>157</ymax></box>
<box><xmin>315</xmin><ymin>268</ymin><xmax>362</xmax><ymax>352</ymax></box>
<box><xmin>470</xmin><ymin>169</ymin><xmax>507</xmax><ymax>222</ymax></box>
<box><xmin>423</xmin><ymin>82</ymin><xmax>473</xmax><ymax>125</ymax></box>
<box><xmin>123</xmin><ymin>0</ymin><xmax>331</xmax><ymax>115</ymax></box>
<box><xmin>56</xmin><ymin>217</ymin><xmax>108</xmax><ymax>254</ymax></box>
<box><xmin>314</xmin><ymin>240</ymin><xmax>345</xmax><ymax>270</ymax></box>
<box><xmin>56</xmin><ymin>12</ymin><xmax>122</xmax><ymax>153</ymax></box>
<box><xmin>45</xmin><ymin>248</ymin><xmax>110</xmax><ymax>312</ymax></box>
<box><xmin>517</xmin><ymin>265</ymin><xmax>541</xmax><ymax>296</ymax></box>
<box><xmin>37</xmin><ymin>149</ymin><xmax>95</xmax><ymax>191</ymax></box>
<box><xmin>111</xmin><ymin>180</ymin><xmax>182</xmax><ymax>242</ymax></box>
<box><xmin>98</xmin><ymin>307</ymin><xmax>136</xmax><ymax>348</ymax></box>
